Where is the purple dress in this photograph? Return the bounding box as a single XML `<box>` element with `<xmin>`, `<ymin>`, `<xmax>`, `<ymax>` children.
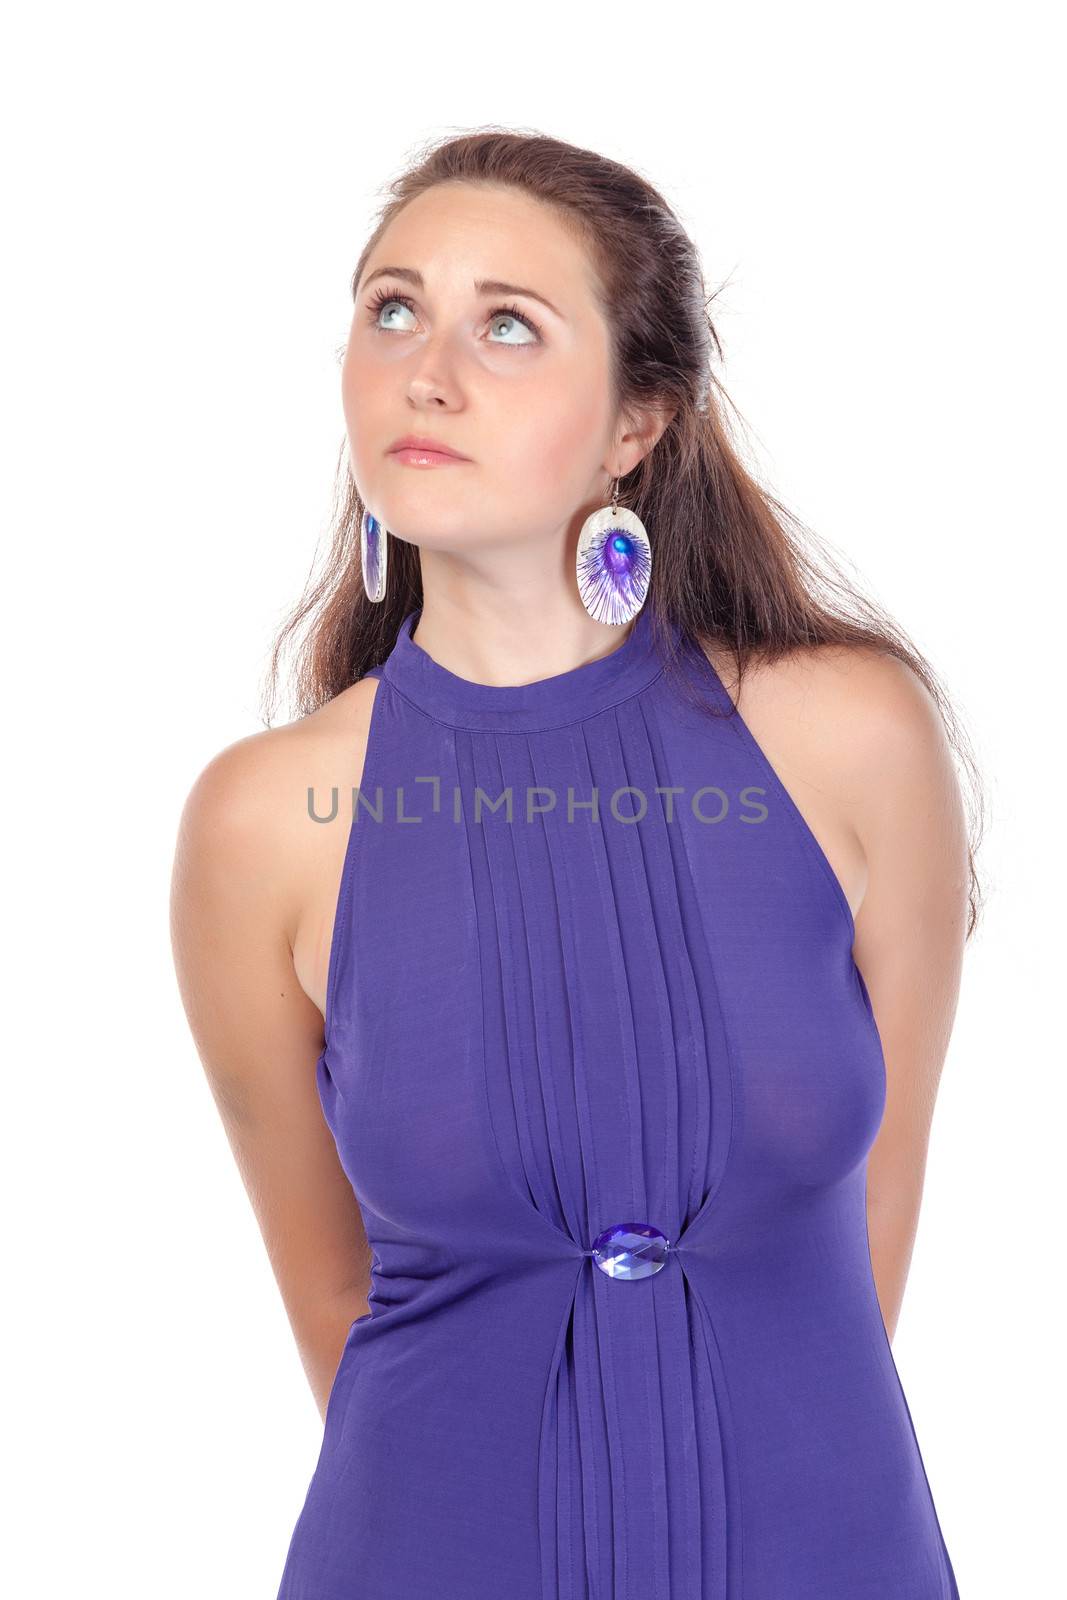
<box><xmin>275</xmin><ymin>604</ymin><xmax>960</xmax><ymax>1599</ymax></box>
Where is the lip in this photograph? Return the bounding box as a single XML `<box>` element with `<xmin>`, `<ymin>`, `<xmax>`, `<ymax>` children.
<box><xmin>387</xmin><ymin>434</ymin><xmax>472</xmax><ymax>465</ymax></box>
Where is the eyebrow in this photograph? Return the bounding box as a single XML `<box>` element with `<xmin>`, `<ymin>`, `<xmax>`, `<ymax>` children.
<box><xmin>357</xmin><ymin>265</ymin><xmax>564</xmax><ymax>320</ymax></box>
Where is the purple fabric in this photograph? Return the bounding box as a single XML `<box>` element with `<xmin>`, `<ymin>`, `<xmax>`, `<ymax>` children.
<box><xmin>276</xmin><ymin>604</ymin><xmax>960</xmax><ymax>1598</ymax></box>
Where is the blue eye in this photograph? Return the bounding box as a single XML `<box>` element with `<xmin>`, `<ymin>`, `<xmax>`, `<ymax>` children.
<box><xmin>364</xmin><ymin>287</ymin><xmax>542</xmax><ymax>347</ymax></box>
<box><xmin>486</xmin><ymin>306</ymin><xmax>540</xmax><ymax>345</ymax></box>
<box><xmin>367</xmin><ymin>290</ymin><xmax>417</xmax><ymax>331</ymax></box>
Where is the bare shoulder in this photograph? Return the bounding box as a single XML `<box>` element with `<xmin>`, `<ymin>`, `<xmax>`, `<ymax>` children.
<box><xmin>697</xmin><ymin>634</ymin><xmax>951</xmax><ymax>795</ymax></box>
<box><xmin>172</xmin><ymin>676</ymin><xmax>382</xmax><ymax>948</ymax></box>
<box><xmin>693</xmin><ymin>635</ymin><xmax>962</xmax><ymax>923</ymax></box>
<box><xmin>700</xmin><ymin>633</ymin><xmax>935</xmax><ymax>729</ymax></box>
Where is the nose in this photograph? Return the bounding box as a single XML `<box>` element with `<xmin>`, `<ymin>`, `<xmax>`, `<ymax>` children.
<box><xmin>404</xmin><ymin>328</ymin><xmax>465</xmax><ymax>410</ymax></box>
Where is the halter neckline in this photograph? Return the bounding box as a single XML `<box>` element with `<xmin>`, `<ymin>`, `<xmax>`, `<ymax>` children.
<box><xmin>379</xmin><ymin>605</ymin><xmax>671</xmax><ymax>732</ymax></box>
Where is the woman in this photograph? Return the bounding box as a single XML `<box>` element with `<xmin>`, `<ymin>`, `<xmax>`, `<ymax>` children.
<box><xmin>171</xmin><ymin>130</ymin><xmax>979</xmax><ymax>1598</ymax></box>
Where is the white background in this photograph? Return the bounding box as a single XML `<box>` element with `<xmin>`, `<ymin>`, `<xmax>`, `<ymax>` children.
<box><xmin>4</xmin><ymin>3</ymin><xmax>1062</xmax><ymax>1594</ymax></box>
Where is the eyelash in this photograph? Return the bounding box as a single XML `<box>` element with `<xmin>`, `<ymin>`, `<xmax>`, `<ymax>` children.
<box><xmin>364</xmin><ymin>286</ymin><xmax>543</xmax><ymax>345</ymax></box>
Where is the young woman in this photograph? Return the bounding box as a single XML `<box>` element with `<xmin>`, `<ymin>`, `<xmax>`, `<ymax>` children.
<box><xmin>171</xmin><ymin>130</ymin><xmax>979</xmax><ymax>1599</ymax></box>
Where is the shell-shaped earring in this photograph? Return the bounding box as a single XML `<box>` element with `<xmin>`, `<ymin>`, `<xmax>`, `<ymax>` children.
<box><xmin>360</xmin><ymin>508</ymin><xmax>389</xmax><ymax>603</ymax></box>
<box><xmin>575</xmin><ymin>476</ymin><xmax>652</xmax><ymax>625</ymax></box>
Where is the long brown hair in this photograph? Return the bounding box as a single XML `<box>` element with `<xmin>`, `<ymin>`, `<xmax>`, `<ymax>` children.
<box><xmin>263</xmin><ymin>127</ymin><xmax>985</xmax><ymax>937</ymax></box>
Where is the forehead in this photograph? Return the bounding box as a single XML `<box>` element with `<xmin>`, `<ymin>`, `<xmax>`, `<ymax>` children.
<box><xmin>361</xmin><ymin>182</ymin><xmax>601</xmax><ymax>309</ymax></box>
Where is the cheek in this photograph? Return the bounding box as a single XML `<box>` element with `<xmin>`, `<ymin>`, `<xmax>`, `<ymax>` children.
<box><xmin>495</xmin><ymin>381</ymin><xmax>611</xmax><ymax>503</ymax></box>
<box><xmin>342</xmin><ymin>340</ymin><xmax>368</xmax><ymax>422</ymax></box>
<box><xmin>341</xmin><ymin>352</ymin><xmax>386</xmax><ymax>479</ymax></box>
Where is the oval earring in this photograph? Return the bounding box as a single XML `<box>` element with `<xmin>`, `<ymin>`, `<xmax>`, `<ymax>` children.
<box><xmin>360</xmin><ymin>508</ymin><xmax>390</xmax><ymax>604</ymax></box>
<box><xmin>575</xmin><ymin>476</ymin><xmax>652</xmax><ymax>625</ymax></box>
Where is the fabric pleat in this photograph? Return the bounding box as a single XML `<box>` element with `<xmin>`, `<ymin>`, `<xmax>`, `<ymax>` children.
<box><xmin>455</xmin><ymin>695</ymin><xmax>738</xmax><ymax>1598</ymax></box>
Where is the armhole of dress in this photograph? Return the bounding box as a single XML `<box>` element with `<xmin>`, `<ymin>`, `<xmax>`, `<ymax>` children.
<box><xmin>687</xmin><ymin>641</ymin><xmax>857</xmax><ymax>949</ymax></box>
<box><xmin>321</xmin><ymin>669</ymin><xmax>386</xmax><ymax>1050</ymax></box>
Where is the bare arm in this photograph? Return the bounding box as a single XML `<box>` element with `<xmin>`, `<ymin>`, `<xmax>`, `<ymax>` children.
<box><xmin>169</xmin><ymin>716</ymin><xmax>373</xmax><ymax>1420</ymax></box>
<box><xmin>843</xmin><ymin>654</ymin><xmax>969</xmax><ymax>1342</ymax></box>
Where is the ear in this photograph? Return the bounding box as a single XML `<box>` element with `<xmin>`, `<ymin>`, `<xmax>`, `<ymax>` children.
<box><xmin>609</xmin><ymin>399</ymin><xmax>677</xmax><ymax>477</ymax></box>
